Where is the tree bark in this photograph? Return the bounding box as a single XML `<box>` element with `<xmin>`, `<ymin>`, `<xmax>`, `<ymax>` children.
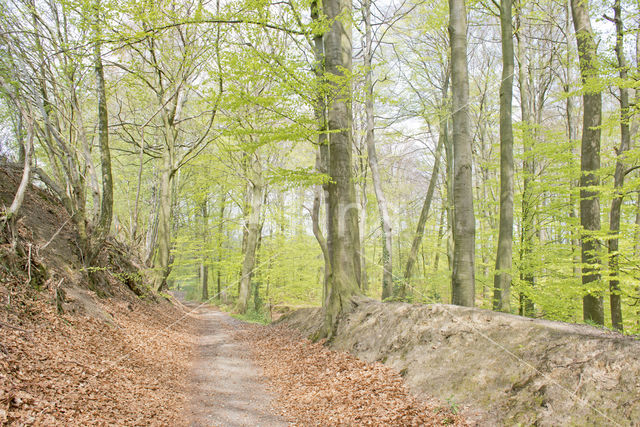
<box><xmin>449</xmin><ymin>0</ymin><xmax>475</xmax><ymax>306</ymax></box>
<box><xmin>216</xmin><ymin>193</ymin><xmax>226</xmax><ymax>299</ymax></box>
<box><xmin>93</xmin><ymin>0</ymin><xmax>113</xmax><ymax>249</ymax></box>
<box><xmin>310</xmin><ymin>0</ymin><xmax>332</xmax><ymax>305</ymax></box>
<box><xmin>516</xmin><ymin>9</ymin><xmax>535</xmax><ymax>316</ymax></box>
<box><xmin>201</xmin><ymin>198</ymin><xmax>209</xmax><ymax>301</ymax></box>
<box><xmin>3</xmin><ymin>112</ymin><xmax>34</xmax><ymax>247</ymax></box>
<box><xmin>493</xmin><ymin>0</ymin><xmax>515</xmax><ymax>312</ymax></box>
<box><xmin>153</xmin><ymin>148</ymin><xmax>173</xmax><ymax>291</ymax></box>
<box><xmin>433</xmin><ymin>200</ymin><xmax>447</xmax><ymax>272</ymax></box>
<box><xmin>201</xmin><ymin>263</ymin><xmax>209</xmax><ymax>301</ymax></box>
<box><xmin>570</xmin><ymin>0</ymin><xmax>604</xmax><ymax>325</ymax></box>
<box><xmin>606</xmin><ymin>0</ymin><xmax>629</xmax><ymax>332</ymax></box>
<box><xmin>317</xmin><ymin>0</ymin><xmax>363</xmax><ymax>340</ymax></box>
<box><xmin>363</xmin><ymin>0</ymin><xmax>392</xmax><ymax>300</ymax></box>
<box><xmin>237</xmin><ymin>168</ymin><xmax>263</xmax><ymax>314</ymax></box>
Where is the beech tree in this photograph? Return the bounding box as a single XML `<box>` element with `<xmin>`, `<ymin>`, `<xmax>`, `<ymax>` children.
<box><xmin>449</xmin><ymin>0</ymin><xmax>475</xmax><ymax>306</ymax></box>
<box><xmin>493</xmin><ymin>0</ymin><xmax>514</xmax><ymax>312</ymax></box>
<box><xmin>318</xmin><ymin>0</ymin><xmax>364</xmax><ymax>339</ymax></box>
<box><xmin>570</xmin><ymin>0</ymin><xmax>604</xmax><ymax>325</ymax></box>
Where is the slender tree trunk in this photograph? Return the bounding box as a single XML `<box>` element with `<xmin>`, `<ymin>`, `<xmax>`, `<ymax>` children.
<box><xmin>449</xmin><ymin>0</ymin><xmax>475</xmax><ymax>306</ymax></box>
<box><xmin>131</xmin><ymin>128</ymin><xmax>145</xmax><ymax>244</ymax></box>
<box><xmin>606</xmin><ymin>0</ymin><xmax>629</xmax><ymax>332</ymax></box>
<box><xmin>93</xmin><ymin>0</ymin><xmax>113</xmax><ymax>248</ymax></box>
<box><xmin>201</xmin><ymin>198</ymin><xmax>209</xmax><ymax>301</ymax></box>
<box><xmin>363</xmin><ymin>0</ymin><xmax>392</xmax><ymax>300</ymax></box>
<box><xmin>317</xmin><ymin>0</ymin><xmax>363</xmax><ymax>340</ymax></box>
<box><xmin>201</xmin><ymin>263</ymin><xmax>209</xmax><ymax>301</ymax></box>
<box><xmin>402</xmin><ymin>128</ymin><xmax>445</xmax><ymax>294</ymax></box>
<box><xmin>3</xmin><ymin>114</ymin><xmax>34</xmax><ymax>248</ymax></box>
<box><xmin>216</xmin><ymin>193</ymin><xmax>226</xmax><ymax>299</ymax></box>
<box><xmin>358</xmin><ymin>146</ymin><xmax>368</xmax><ymax>293</ymax></box>
<box><xmin>516</xmin><ymin>10</ymin><xmax>535</xmax><ymax>316</ymax></box>
<box><xmin>565</xmin><ymin>0</ymin><xmax>581</xmax><ymax>280</ymax></box>
<box><xmin>434</xmin><ymin>201</ymin><xmax>447</xmax><ymax>271</ymax></box>
<box><xmin>493</xmin><ymin>0</ymin><xmax>515</xmax><ymax>312</ymax></box>
<box><xmin>312</xmin><ymin>151</ymin><xmax>331</xmax><ymax>304</ymax></box>
<box><xmin>570</xmin><ymin>0</ymin><xmax>604</xmax><ymax>325</ymax></box>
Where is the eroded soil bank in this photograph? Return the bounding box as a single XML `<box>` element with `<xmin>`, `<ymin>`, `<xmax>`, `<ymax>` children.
<box><xmin>280</xmin><ymin>301</ymin><xmax>640</xmax><ymax>425</ymax></box>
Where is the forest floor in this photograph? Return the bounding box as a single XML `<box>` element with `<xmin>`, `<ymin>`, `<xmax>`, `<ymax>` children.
<box><xmin>0</xmin><ymin>282</ymin><xmax>197</xmax><ymax>425</ymax></box>
<box><xmin>181</xmin><ymin>296</ymin><xmax>465</xmax><ymax>426</ymax></box>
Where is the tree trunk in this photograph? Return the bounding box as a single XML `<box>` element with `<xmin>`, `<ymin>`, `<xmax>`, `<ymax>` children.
<box><xmin>449</xmin><ymin>0</ymin><xmax>475</xmax><ymax>306</ymax></box>
<box><xmin>153</xmin><ymin>148</ymin><xmax>173</xmax><ymax>291</ymax></box>
<box><xmin>445</xmin><ymin>118</ymin><xmax>454</xmax><ymax>273</ymax></box>
<box><xmin>237</xmin><ymin>171</ymin><xmax>263</xmax><ymax>314</ymax></box>
<box><xmin>516</xmin><ymin>10</ymin><xmax>535</xmax><ymax>316</ymax></box>
<box><xmin>565</xmin><ymin>1</ymin><xmax>581</xmax><ymax>280</ymax></box>
<box><xmin>312</xmin><ymin>151</ymin><xmax>331</xmax><ymax>305</ymax></box>
<box><xmin>358</xmin><ymin>142</ymin><xmax>368</xmax><ymax>293</ymax></box>
<box><xmin>317</xmin><ymin>0</ymin><xmax>363</xmax><ymax>340</ymax></box>
<box><xmin>402</xmin><ymin>128</ymin><xmax>445</xmax><ymax>295</ymax></box>
<box><xmin>93</xmin><ymin>0</ymin><xmax>113</xmax><ymax>250</ymax></box>
<box><xmin>201</xmin><ymin>263</ymin><xmax>209</xmax><ymax>301</ymax></box>
<box><xmin>215</xmin><ymin>192</ymin><xmax>226</xmax><ymax>299</ymax></box>
<box><xmin>3</xmin><ymin>113</ymin><xmax>34</xmax><ymax>247</ymax></box>
<box><xmin>310</xmin><ymin>0</ymin><xmax>332</xmax><ymax>304</ymax></box>
<box><xmin>570</xmin><ymin>0</ymin><xmax>604</xmax><ymax>325</ymax></box>
<box><xmin>434</xmin><ymin>201</ymin><xmax>447</xmax><ymax>272</ymax></box>
<box><xmin>363</xmin><ymin>0</ymin><xmax>392</xmax><ymax>300</ymax></box>
<box><xmin>606</xmin><ymin>0</ymin><xmax>629</xmax><ymax>332</ymax></box>
<box><xmin>493</xmin><ymin>0</ymin><xmax>514</xmax><ymax>312</ymax></box>
<box><xmin>201</xmin><ymin>198</ymin><xmax>209</xmax><ymax>301</ymax></box>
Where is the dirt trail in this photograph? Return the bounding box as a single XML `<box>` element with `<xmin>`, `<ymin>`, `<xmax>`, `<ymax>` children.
<box><xmin>184</xmin><ymin>301</ymin><xmax>287</xmax><ymax>427</ymax></box>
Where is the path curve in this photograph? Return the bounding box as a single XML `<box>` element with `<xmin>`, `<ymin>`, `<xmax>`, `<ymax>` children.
<box><xmin>184</xmin><ymin>302</ymin><xmax>287</xmax><ymax>427</ymax></box>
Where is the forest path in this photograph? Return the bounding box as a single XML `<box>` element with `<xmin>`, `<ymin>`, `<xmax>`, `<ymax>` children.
<box><xmin>182</xmin><ymin>300</ymin><xmax>287</xmax><ymax>427</ymax></box>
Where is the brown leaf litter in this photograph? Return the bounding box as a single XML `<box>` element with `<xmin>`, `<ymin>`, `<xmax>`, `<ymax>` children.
<box><xmin>236</xmin><ymin>323</ymin><xmax>467</xmax><ymax>426</ymax></box>
<box><xmin>0</xmin><ymin>279</ymin><xmax>196</xmax><ymax>426</ymax></box>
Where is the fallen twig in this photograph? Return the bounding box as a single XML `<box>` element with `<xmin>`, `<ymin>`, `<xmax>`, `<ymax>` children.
<box><xmin>39</xmin><ymin>216</ymin><xmax>71</xmax><ymax>252</ymax></box>
<box><xmin>0</xmin><ymin>319</ymin><xmax>29</xmax><ymax>333</ymax></box>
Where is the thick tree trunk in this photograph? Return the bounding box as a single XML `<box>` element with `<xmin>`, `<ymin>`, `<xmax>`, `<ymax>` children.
<box><xmin>493</xmin><ymin>0</ymin><xmax>514</xmax><ymax>312</ymax></box>
<box><xmin>445</xmin><ymin>118</ymin><xmax>454</xmax><ymax>273</ymax></box>
<box><xmin>317</xmin><ymin>0</ymin><xmax>363</xmax><ymax>340</ymax></box>
<box><xmin>153</xmin><ymin>149</ymin><xmax>173</xmax><ymax>291</ymax></box>
<box><xmin>607</xmin><ymin>0</ymin><xmax>629</xmax><ymax>332</ymax></box>
<box><xmin>449</xmin><ymin>0</ymin><xmax>475</xmax><ymax>307</ymax></box>
<box><xmin>310</xmin><ymin>0</ymin><xmax>332</xmax><ymax>304</ymax></box>
<box><xmin>363</xmin><ymin>0</ymin><xmax>392</xmax><ymax>300</ymax></box>
<box><xmin>570</xmin><ymin>0</ymin><xmax>604</xmax><ymax>325</ymax></box>
<box><xmin>237</xmin><ymin>172</ymin><xmax>263</xmax><ymax>314</ymax></box>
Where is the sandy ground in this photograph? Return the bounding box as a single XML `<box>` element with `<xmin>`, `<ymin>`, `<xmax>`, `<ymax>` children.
<box><xmin>184</xmin><ymin>301</ymin><xmax>287</xmax><ymax>427</ymax></box>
